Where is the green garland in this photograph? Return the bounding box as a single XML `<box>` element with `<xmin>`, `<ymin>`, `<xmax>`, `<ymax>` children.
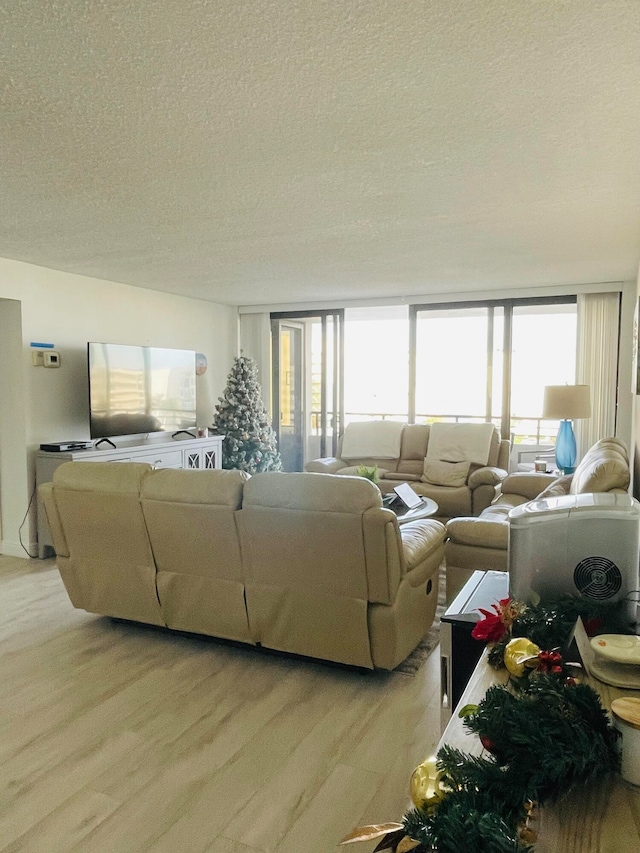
<box><xmin>486</xmin><ymin>596</ymin><xmax>630</xmax><ymax>671</ymax></box>
<box><xmin>401</xmin><ymin>674</ymin><xmax>620</xmax><ymax>852</ymax></box>
<box><xmin>340</xmin><ymin>597</ymin><xmax>627</xmax><ymax>853</ymax></box>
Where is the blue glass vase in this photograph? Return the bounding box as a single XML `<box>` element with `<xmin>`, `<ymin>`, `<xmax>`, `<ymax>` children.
<box><xmin>555</xmin><ymin>419</ymin><xmax>576</xmax><ymax>474</ymax></box>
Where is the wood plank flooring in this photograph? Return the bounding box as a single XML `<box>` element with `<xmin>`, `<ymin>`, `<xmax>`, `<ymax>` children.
<box><xmin>0</xmin><ymin>555</ymin><xmax>443</xmax><ymax>852</ymax></box>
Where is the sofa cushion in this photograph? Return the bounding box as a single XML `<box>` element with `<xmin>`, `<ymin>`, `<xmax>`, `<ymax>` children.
<box><xmin>395</xmin><ymin>423</ymin><xmax>431</xmax><ymax>477</ymax></box>
<box><xmin>446</xmin><ymin>516</ymin><xmax>509</xmax><ymax>549</ymax></box>
<box><xmin>399</xmin><ymin>423</ymin><xmax>431</xmax><ymax>460</ymax></box>
<box><xmin>340</xmin><ymin>420</ymin><xmax>404</xmax><ymax>459</ymax></box>
<box><xmin>382</xmin><ymin>471</ymin><xmax>421</xmax><ymax>482</ymax></box>
<box><xmin>570</xmin><ymin>440</ymin><xmax>630</xmax><ymax>494</ymax></box>
<box><xmin>243</xmin><ymin>471</ymin><xmax>382</xmax><ymax>514</ymax></box>
<box><xmin>590</xmin><ymin>436</ymin><xmax>629</xmax><ymax>459</ymax></box>
<box><xmin>501</xmin><ymin>471</ymin><xmax>557</xmax><ymax>501</ymax></box>
<box><xmin>422</xmin><ymin>459</ymin><xmax>470</xmax><ymax>487</ymax></box>
<box><xmin>486</xmin><ymin>428</ymin><xmax>502</xmax><ymax>467</ymax></box>
<box><xmin>53</xmin><ymin>459</ymin><xmax>152</xmax><ymax>493</ymax></box>
<box><xmin>142</xmin><ymin>467</ymin><xmax>249</xmax><ymax>507</ymax></box>
<box><xmin>339</xmin><ymin>465</ymin><xmax>389</xmax><ymax>479</ymax></box>
<box><xmin>411</xmin><ymin>482</ymin><xmax>472</xmax><ymax>517</ymax></box>
<box><xmin>536</xmin><ymin>474</ymin><xmax>573</xmax><ymax>499</ymax></box>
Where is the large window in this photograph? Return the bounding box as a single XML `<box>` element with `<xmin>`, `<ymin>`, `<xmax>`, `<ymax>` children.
<box><xmin>510</xmin><ymin>303</ymin><xmax>577</xmax><ymax>443</ymax></box>
<box><xmin>343</xmin><ymin>306</ymin><xmax>409</xmax><ymax>424</ymax></box>
<box><xmin>414</xmin><ymin>305</ymin><xmax>503</xmax><ymax>423</ymax></box>
<box><xmin>270</xmin><ymin>297</ymin><xmax>579</xmax><ymax>469</ymax></box>
<box><xmin>411</xmin><ymin>298</ymin><xmax>577</xmax><ymax>443</ymax></box>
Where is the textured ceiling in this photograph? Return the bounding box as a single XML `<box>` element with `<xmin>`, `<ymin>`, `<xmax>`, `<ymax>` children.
<box><xmin>1</xmin><ymin>0</ymin><xmax>639</xmax><ymax>307</ymax></box>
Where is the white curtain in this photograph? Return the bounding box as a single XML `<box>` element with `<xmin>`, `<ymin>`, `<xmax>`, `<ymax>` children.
<box><xmin>239</xmin><ymin>313</ymin><xmax>272</xmax><ymax>415</ymax></box>
<box><xmin>576</xmin><ymin>292</ymin><xmax>620</xmax><ymax>456</ymax></box>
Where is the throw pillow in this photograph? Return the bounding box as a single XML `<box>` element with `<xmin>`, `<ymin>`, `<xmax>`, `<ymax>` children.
<box><xmin>422</xmin><ymin>459</ymin><xmax>470</xmax><ymax>487</ymax></box>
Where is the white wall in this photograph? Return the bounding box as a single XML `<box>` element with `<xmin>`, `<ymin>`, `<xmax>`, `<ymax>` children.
<box><xmin>0</xmin><ymin>257</ymin><xmax>238</xmax><ymax>557</ymax></box>
<box><xmin>0</xmin><ymin>298</ymin><xmax>28</xmax><ymax>555</ymax></box>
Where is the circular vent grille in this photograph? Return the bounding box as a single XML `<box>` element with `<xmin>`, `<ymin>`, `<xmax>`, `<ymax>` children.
<box><xmin>573</xmin><ymin>557</ymin><xmax>622</xmax><ymax>600</ymax></box>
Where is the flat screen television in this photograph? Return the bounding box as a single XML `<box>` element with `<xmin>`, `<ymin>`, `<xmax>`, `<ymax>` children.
<box><xmin>88</xmin><ymin>342</ymin><xmax>197</xmax><ymax>439</ymax></box>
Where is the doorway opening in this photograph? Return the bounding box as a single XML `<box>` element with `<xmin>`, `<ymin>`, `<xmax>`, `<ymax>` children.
<box><xmin>271</xmin><ymin>311</ymin><xmax>344</xmax><ymax>471</ymax></box>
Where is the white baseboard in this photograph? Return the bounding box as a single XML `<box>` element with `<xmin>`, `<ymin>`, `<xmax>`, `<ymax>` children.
<box><xmin>1</xmin><ymin>540</ymin><xmax>35</xmax><ymax>558</ymax></box>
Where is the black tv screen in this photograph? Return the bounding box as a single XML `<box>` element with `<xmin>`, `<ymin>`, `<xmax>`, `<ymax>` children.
<box><xmin>88</xmin><ymin>342</ymin><xmax>197</xmax><ymax>439</ymax></box>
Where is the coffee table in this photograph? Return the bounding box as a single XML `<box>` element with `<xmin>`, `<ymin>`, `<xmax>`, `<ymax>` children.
<box><xmin>391</xmin><ymin>496</ymin><xmax>439</xmax><ymax>524</ymax></box>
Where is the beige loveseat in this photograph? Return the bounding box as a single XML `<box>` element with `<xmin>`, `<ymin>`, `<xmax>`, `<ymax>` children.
<box><xmin>39</xmin><ymin>462</ymin><xmax>446</xmax><ymax>670</ymax></box>
<box><xmin>306</xmin><ymin>422</ymin><xmax>510</xmax><ymax>520</ymax></box>
<box><xmin>444</xmin><ymin>437</ymin><xmax>631</xmax><ymax>602</ymax></box>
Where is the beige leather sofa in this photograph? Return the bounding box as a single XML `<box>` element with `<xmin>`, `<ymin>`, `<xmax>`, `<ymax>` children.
<box><xmin>305</xmin><ymin>423</ymin><xmax>510</xmax><ymax>520</ymax></box>
<box><xmin>40</xmin><ymin>462</ymin><xmax>446</xmax><ymax>670</ymax></box>
<box><xmin>444</xmin><ymin>437</ymin><xmax>631</xmax><ymax>602</ymax></box>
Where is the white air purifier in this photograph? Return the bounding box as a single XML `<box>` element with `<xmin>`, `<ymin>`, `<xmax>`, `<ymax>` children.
<box><xmin>508</xmin><ymin>493</ymin><xmax>640</xmax><ymax>627</ymax></box>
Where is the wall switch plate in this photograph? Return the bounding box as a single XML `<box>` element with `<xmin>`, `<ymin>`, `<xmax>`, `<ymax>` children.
<box><xmin>44</xmin><ymin>351</ymin><xmax>60</xmax><ymax>368</ymax></box>
<box><xmin>31</xmin><ymin>350</ymin><xmax>45</xmax><ymax>366</ymax></box>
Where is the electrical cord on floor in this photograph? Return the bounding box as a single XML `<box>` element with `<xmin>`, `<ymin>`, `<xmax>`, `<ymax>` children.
<box><xmin>18</xmin><ymin>483</ymin><xmax>39</xmax><ymax>558</ymax></box>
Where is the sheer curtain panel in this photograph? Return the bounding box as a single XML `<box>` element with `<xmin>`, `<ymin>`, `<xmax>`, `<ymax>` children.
<box><xmin>576</xmin><ymin>292</ymin><xmax>620</xmax><ymax>456</ymax></box>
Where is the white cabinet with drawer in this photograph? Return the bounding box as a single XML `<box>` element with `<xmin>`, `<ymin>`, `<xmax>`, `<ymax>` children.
<box><xmin>133</xmin><ymin>448</ymin><xmax>184</xmax><ymax>469</ymax></box>
<box><xmin>35</xmin><ymin>435</ymin><xmax>223</xmax><ymax>557</ymax></box>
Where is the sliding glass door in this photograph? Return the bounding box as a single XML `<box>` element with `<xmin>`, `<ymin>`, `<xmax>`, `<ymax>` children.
<box><xmin>271</xmin><ymin>311</ymin><xmax>344</xmax><ymax>471</ymax></box>
<box><xmin>272</xmin><ymin>320</ymin><xmax>305</xmax><ymax>472</ymax></box>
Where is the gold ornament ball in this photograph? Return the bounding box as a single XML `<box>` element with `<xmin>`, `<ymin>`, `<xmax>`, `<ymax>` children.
<box><xmin>504</xmin><ymin>637</ymin><xmax>541</xmax><ymax>677</ymax></box>
<box><xmin>409</xmin><ymin>756</ymin><xmax>443</xmax><ymax>811</ymax></box>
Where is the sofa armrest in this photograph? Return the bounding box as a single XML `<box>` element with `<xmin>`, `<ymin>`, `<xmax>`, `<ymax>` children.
<box><xmin>467</xmin><ymin>466</ymin><xmax>508</xmax><ymax>489</ymax></box>
<box><xmin>399</xmin><ymin>519</ymin><xmax>446</xmax><ymax>586</ymax></box>
<box><xmin>467</xmin><ymin>467</ymin><xmax>509</xmax><ymax>514</ymax></box>
<box><xmin>304</xmin><ymin>457</ymin><xmax>347</xmax><ymax>475</ymax></box>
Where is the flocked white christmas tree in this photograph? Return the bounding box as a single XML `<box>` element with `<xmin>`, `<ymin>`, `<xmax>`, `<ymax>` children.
<box><xmin>214</xmin><ymin>355</ymin><xmax>282</xmax><ymax>473</ymax></box>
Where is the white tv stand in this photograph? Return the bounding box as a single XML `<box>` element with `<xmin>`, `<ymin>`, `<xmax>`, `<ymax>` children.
<box><xmin>35</xmin><ymin>434</ymin><xmax>223</xmax><ymax>558</ymax></box>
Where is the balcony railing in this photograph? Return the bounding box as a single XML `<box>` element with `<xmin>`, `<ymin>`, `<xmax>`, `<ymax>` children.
<box><xmin>309</xmin><ymin>411</ymin><xmax>558</xmax><ymax>446</ymax></box>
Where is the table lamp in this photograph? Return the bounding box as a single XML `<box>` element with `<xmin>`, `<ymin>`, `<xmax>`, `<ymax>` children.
<box><xmin>542</xmin><ymin>384</ymin><xmax>591</xmax><ymax>474</ymax></box>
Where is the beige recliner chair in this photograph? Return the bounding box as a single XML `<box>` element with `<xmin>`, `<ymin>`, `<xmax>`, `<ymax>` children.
<box><xmin>140</xmin><ymin>467</ymin><xmax>253</xmax><ymax>643</ymax></box>
<box><xmin>238</xmin><ymin>472</ymin><xmax>446</xmax><ymax>669</ymax></box>
<box><xmin>444</xmin><ymin>437</ymin><xmax>632</xmax><ymax>602</ymax></box>
<box><xmin>39</xmin><ymin>462</ymin><xmax>165</xmax><ymax>626</ymax></box>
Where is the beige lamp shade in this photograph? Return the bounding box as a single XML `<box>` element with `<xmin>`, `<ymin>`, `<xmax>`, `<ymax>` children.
<box><xmin>542</xmin><ymin>385</ymin><xmax>591</xmax><ymax>420</ymax></box>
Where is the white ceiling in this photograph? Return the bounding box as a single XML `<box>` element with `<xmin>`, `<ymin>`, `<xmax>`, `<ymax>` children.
<box><xmin>2</xmin><ymin>1</ymin><xmax>639</xmax><ymax>307</ymax></box>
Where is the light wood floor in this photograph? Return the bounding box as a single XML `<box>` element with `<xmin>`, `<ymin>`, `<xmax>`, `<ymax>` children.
<box><xmin>0</xmin><ymin>555</ymin><xmax>443</xmax><ymax>853</ymax></box>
